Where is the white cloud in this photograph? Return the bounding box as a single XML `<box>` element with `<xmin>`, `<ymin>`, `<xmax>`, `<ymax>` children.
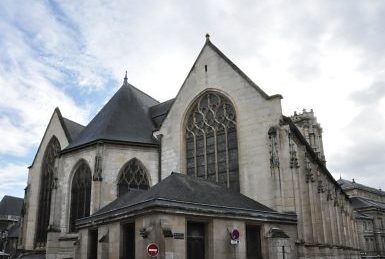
<box><xmin>0</xmin><ymin>0</ymin><xmax>385</xmax><ymax>197</ymax></box>
<box><xmin>0</xmin><ymin>163</ymin><xmax>28</xmax><ymax>198</ymax></box>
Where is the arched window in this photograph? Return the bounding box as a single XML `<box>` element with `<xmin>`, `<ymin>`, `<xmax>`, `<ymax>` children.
<box><xmin>185</xmin><ymin>91</ymin><xmax>240</xmax><ymax>192</ymax></box>
<box><xmin>69</xmin><ymin>161</ymin><xmax>91</xmax><ymax>232</ymax></box>
<box><xmin>118</xmin><ymin>159</ymin><xmax>149</xmax><ymax>197</ymax></box>
<box><xmin>35</xmin><ymin>136</ymin><xmax>61</xmax><ymax>247</ymax></box>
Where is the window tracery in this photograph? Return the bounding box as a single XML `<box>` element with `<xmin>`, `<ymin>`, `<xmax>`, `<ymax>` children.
<box><xmin>35</xmin><ymin>137</ymin><xmax>61</xmax><ymax>247</ymax></box>
<box><xmin>118</xmin><ymin>159</ymin><xmax>149</xmax><ymax>197</ymax></box>
<box><xmin>69</xmin><ymin>162</ymin><xmax>91</xmax><ymax>232</ymax></box>
<box><xmin>185</xmin><ymin>91</ymin><xmax>239</xmax><ymax>192</ymax></box>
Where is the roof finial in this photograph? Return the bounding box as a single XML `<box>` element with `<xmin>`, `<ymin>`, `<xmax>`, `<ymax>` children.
<box><xmin>205</xmin><ymin>33</ymin><xmax>210</xmax><ymax>42</ymax></box>
<box><xmin>123</xmin><ymin>71</ymin><xmax>128</xmax><ymax>85</ymax></box>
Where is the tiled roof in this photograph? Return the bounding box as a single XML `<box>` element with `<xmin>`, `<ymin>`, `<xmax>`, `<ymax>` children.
<box><xmin>350</xmin><ymin>196</ymin><xmax>385</xmax><ymax>210</ymax></box>
<box><xmin>63</xmin><ymin>80</ymin><xmax>159</xmax><ymax>152</ymax></box>
<box><xmin>338</xmin><ymin>178</ymin><xmax>385</xmax><ymax>196</ymax></box>
<box><xmin>62</xmin><ymin>117</ymin><xmax>84</xmax><ymax>141</ymax></box>
<box><xmin>78</xmin><ymin>173</ymin><xmax>296</xmax><ymax>227</ymax></box>
<box><xmin>150</xmin><ymin>98</ymin><xmax>175</xmax><ymax>129</ymax></box>
<box><xmin>0</xmin><ymin>195</ymin><xmax>23</xmax><ymax>216</ymax></box>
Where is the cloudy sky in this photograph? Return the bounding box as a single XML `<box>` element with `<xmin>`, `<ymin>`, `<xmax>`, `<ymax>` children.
<box><xmin>0</xmin><ymin>0</ymin><xmax>384</xmax><ymax>198</ymax></box>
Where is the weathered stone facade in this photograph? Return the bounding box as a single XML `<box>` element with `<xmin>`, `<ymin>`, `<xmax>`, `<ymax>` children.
<box><xmin>339</xmin><ymin>178</ymin><xmax>385</xmax><ymax>257</ymax></box>
<box><xmin>19</xmin><ymin>36</ymin><xmax>360</xmax><ymax>258</ymax></box>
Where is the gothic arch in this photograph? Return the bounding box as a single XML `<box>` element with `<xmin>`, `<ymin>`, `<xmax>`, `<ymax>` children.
<box><xmin>184</xmin><ymin>90</ymin><xmax>240</xmax><ymax>192</ymax></box>
<box><xmin>69</xmin><ymin>159</ymin><xmax>92</xmax><ymax>232</ymax></box>
<box><xmin>117</xmin><ymin>158</ymin><xmax>150</xmax><ymax>197</ymax></box>
<box><xmin>35</xmin><ymin>136</ymin><xmax>61</xmax><ymax>248</ymax></box>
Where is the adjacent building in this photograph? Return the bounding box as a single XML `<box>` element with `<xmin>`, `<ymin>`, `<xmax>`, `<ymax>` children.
<box><xmin>0</xmin><ymin>195</ymin><xmax>23</xmax><ymax>258</ymax></box>
<box><xmin>19</xmin><ymin>35</ymin><xmax>361</xmax><ymax>258</ymax></box>
<box><xmin>339</xmin><ymin>178</ymin><xmax>385</xmax><ymax>258</ymax></box>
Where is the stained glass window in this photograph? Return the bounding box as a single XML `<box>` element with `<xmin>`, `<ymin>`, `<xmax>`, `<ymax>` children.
<box><xmin>35</xmin><ymin>136</ymin><xmax>61</xmax><ymax>247</ymax></box>
<box><xmin>118</xmin><ymin>159</ymin><xmax>149</xmax><ymax>197</ymax></box>
<box><xmin>185</xmin><ymin>91</ymin><xmax>239</xmax><ymax>192</ymax></box>
<box><xmin>69</xmin><ymin>162</ymin><xmax>91</xmax><ymax>232</ymax></box>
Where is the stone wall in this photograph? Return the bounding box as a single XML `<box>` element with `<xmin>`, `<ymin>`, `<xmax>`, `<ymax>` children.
<box><xmin>76</xmin><ymin>213</ymin><xmax>296</xmax><ymax>259</ymax></box>
<box><xmin>45</xmin><ymin>143</ymin><xmax>158</xmax><ymax>257</ymax></box>
<box><xmin>21</xmin><ymin>110</ymin><xmax>69</xmax><ymax>251</ymax></box>
<box><xmin>157</xmin><ymin>42</ymin><xmax>283</xmax><ymax>209</ymax></box>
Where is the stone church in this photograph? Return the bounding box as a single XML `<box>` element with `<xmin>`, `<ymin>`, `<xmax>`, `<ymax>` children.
<box><xmin>19</xmin><ymin>35</ymin><xmax>361</xmax><ymax>258</ymax></box>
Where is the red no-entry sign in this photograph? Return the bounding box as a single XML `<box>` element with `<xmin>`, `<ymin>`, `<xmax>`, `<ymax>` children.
<box><xmin>147</xmin><ymin>243</ymin><xmax>159</xmax><ymax>257</ymax></box>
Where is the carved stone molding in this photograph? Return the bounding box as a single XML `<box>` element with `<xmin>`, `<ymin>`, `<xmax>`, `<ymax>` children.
<box><xmin>288</xmin><ymin>133</ymin><xmax>299</xmax><ymax>169</ymax></box>
<box><xmin>93</xmin><ymin>154</ymin><xmax>103</xmax><ymax>181</ymax></box>
<box><xmin>268</xmin><ymin>127</ymin><xmax>280</xmax><ymax>170</ymax></box>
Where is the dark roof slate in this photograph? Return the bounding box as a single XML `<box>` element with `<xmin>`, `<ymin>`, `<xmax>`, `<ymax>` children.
<box><xmin>93</xmin><ymin>172</ymin><xmax>274</xmax><ymax>217</ymax></box>
<box><xmin>78</xmin><ymin>173</ymin><xmax>297</xmax><ymax>228</ymax></box>
<box><xmin>338</xmin><ymin>178</ymin><xmax>385</xmax><ymax>196</ymax></box>
<box><xmin>0</xmin><ymin>195</ymin><xmax>23</xmax><ymax>216</ymax></box>
<box><xmin>63</xmin><ymin>80</ymin><xmax>160</xmax><ymax>152</ymax></box>
<box><xmin>150</xmin><ymin>98</ymin><xmax>175</xmax><ymax>129</ymax></box>
<box><xmin>75</xmin><ymin>173</ymin><xmax>298</xmax><ymax>230</ymax></box>
<box><xmin>62</xmin><ymin>117</ymin><xmax>84</xmax><ymax>141</ymax></box>
<box><xmin>350</xmin><ymin>197</ymin><xmax>385</xmax><ymax>211</ymax></box>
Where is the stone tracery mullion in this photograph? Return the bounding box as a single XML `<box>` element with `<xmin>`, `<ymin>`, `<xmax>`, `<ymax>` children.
<box><xmin>185</xmin><ymin>91</ymin><xmax>239</xmax><ymax>191</ymax></box>
<box><xmin>118</xmin><ymin>159</ymin><xmax>149</xmax><ymax>195</ymax></box>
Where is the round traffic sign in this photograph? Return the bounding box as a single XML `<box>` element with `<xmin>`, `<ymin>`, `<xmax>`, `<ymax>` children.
<box><xmin>231</xmin><ymin>229</ymin><xmax>240</xmax><ymax>240</ymax></box>
<box><xmin>147</xmin><ymin>243</ymin><xmax>159</xmax><ymax>257</ymax></box>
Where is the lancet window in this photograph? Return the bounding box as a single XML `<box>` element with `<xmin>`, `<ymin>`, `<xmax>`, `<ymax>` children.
<box><xmin>35</xmin><ymin>136</ymin><xmax>61</xmax><ymax>247</ymax></box>
<box><xmin>185</xmin><ymin>91</ymin><xmax>240</xmax><ymax>192</ymax></box>
<box><xmin>69</xmin><ymin>161</ymin><xmax>91</xmax><ymax>232</ymax></box>
<box><xmin>118</xmin><ymin>159</ymin><xmax>150</xmax><ymax>197</ymax></box>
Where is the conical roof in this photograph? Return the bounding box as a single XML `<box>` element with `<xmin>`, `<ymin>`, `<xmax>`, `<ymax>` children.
<box><xmin>63</xmin><ymin>78</ymin><xmax>159</xmax><ymax>152</ymax></box>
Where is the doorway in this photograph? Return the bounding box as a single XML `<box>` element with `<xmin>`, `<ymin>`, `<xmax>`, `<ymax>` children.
<box><xmin>246</xmin><ymin>225</ymin><xmax>262</xmax><ymax>259</ymax></box>
<box><xmin>122</xmin><ymin>223</ymin><xmax>135</xmax><ymax>259</ymax></box>
<box><xmin>88</xmin><ymin>229</ymin><xmax>98</xmax><ymax>259</ymax></box>
<box><xmin>187</xmin><ymin>222</ymin><xmax>205</xmax><ymax>259</ymax></box>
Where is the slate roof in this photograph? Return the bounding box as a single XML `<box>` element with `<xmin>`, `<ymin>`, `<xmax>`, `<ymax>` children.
<box><xmin>0</xmin><ymin>195</ymin><xmax>23</xmax><ymax>216</ymax></box>
<box><xmin>338</xmin><ymin>178</ymin><xmax>385</xmax><ymax>196</ymax></box>
<box><xmin>63</xmin><ymin>78</ymin><xmax>160</xmax><ymax>152</ymax></box>
<box><xmin>150</xmin><ymin>98</ymin><xmax>175</xmax><ymax>129</ymax></box>
<box><xmin>77</xmin><ymin>173</ymin><xmax>296</xmax><ymax>228</ymax></box>
<box><xmin>350</xmin><ymin>196</ymin><xmax>385</xmax><ymax>211</ymax></box>
<box><xmin>62</xmin><ymin>117</ymin><xmax>84</xmax><ymax>141</ymax></box>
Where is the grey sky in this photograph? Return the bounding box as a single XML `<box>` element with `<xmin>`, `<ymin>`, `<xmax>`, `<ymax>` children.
<box><xmin>0</xmin><ymin>0</ymin><xmax>384</xmax><ymax>197</ymax></box>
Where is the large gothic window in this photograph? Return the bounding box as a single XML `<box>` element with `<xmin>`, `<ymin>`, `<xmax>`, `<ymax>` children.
<box><xmin>185</xmin><ymin>91</ymin><xmax>240</xmax><ymax>192</ymax></box>
<box><xmin>69</xmin><ymin>161</ymin><xmax>91</xmax><ymax>232</ymax></box>
<box><xmin>35</xmin><ymin>136</ymin><xmax>61</xmax><ymax>247</ymax></box>
<box><xmin>118</xmin><ymin>159</ymin><xmax>150</xmax><ymax>197</ymax></box>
